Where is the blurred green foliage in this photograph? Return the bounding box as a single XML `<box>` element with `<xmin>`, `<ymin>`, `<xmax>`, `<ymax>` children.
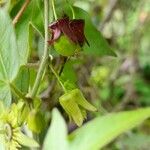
<box><xmin>81</xmin><ymin>0</ymin><xmax>150</xmax><ymax>149</ymax></box>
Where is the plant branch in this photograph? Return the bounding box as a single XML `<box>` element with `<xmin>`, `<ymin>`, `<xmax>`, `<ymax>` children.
<box><xmin>29</xmin><ymin>0</ymin><xmax>49</xmax><ymax>98</ymax></box>
<box><xmin>49</xmin><ymin>63</ymin><xmax>67</xmax><ymax>93</ymax></box>
<box><xmin>40</xmin><ymin>57</ymin><xmax>68</xmax><ymax>99</ymax></box>
<box><xmin>12</xmin><ymin>0</ymin><xmax>30</xmax><ymax>25</ymax></box>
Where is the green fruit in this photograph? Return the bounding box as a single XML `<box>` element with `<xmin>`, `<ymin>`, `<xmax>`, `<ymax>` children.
<box><xmin>54</xmin><ymin>35</ymin><xmax>81</xmax><ymax>56</ymax></box>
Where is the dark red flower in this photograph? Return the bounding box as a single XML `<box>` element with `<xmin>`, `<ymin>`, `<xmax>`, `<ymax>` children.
<box><xmin>48</xmin><ymin>16</ymin><xmax>89</xmax><ymax>47</ymax></box>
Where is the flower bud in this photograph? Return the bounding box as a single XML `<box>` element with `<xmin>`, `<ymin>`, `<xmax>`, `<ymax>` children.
<box><xmin>48</xmin><ymin>16</ymin><xmax>89</xmax><ymax>57</ymax></box>
<box><xmin>59</xmin><ymin>89</ymin><xmax>97</xmax><ymax>126</ymax></box>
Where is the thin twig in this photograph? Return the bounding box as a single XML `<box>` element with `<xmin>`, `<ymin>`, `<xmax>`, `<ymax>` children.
<box><xmin>40</xmin><ymin>57</ymin><xmax>61</xmax><ymax>99</ymax></box>
<box><xmin>29</xmin><ymin>0</ymin><xmax>49</xmax><ymax>98</ymax></box>
<box><xmin>58</xmin><ymin>57</ymin><xmax>68</xmax><ymax>75</ymax></box>
<box><xmin>40</xmin><ymin>57</ymin><xmax>68</xmax><ymax>99</ymax></box>
<box><xmin>49</xmin><ymin>63</ymin><xmax>67</xmax><ymax>93</ymax></box>
<box><xmin>13</xmin><ymin>0</ymin><xmax>30</xmax><ymax>25</ymax></box>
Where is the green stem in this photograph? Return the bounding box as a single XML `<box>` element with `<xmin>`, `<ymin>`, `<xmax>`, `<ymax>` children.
<box><xmin>58</xmin><ymin>57</ymin><xmax>68</xmax><ymax>76</ymax></box>
<box><xmin>49</xmin><ymin>64</ymin><xmax>67</xmax><ymax>93</ymax></box>
<box><xmin>29</xmin><ymin>0</ymin><xmax>49</xmax><ymax>98</ymax></box>
<box><xmin>66</xmin><ymin>0</ymin><xmax>75</xmax><ymax>19</ymax></box>
<box><xmin>70</xmin><ymin>5</ymin><xmax>75</xmax><ymax>19</ymax></box>
<box><xmin>9</xmin><ymin>83</ymin><xmax>26</xmax><ymax>100</ymax></box>
<box><xmin>52</xmin><ymin>0</ymin><xmax>57</xmax><ymax>20</ymax></box>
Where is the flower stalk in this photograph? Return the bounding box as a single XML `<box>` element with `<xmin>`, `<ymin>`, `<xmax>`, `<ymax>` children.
<box><xmin>51</xmin><ymin>0</ymin><xmax>57</xmax><ymax>20</ymax></box>
<box><xmin>49</xmin><ymin>63</ymin><xmax>67</xmax><ymax>93</ymax></box>
<box><xmin>29</xmin><ymin>0</ymin><xmax>49</xmax><ymax>98</ymax></box>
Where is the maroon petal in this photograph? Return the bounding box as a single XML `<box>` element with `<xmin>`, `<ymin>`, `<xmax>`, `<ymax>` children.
<box><xmin>57</xmin><ymin>17</ymin><xmax>79</xmax><ymax>45</ymax></box>
<box><xmin>69</xmin><ymin>19</ymin><xmax>89</xmax><ymax>46</ymax></box>
<box><xmin>48</xmin><ymin>16</ymin><xmax>89</xmax><ymax>47</ymax></box>
<box><xmin>48</xmin><ymin>22</ymin><xmax>61</xmax><ymax>44</ymax></box>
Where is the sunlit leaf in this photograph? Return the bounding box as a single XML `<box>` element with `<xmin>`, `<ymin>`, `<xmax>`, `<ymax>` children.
<box><xmin>69</xmin><ymin>108</ymin><xmax>150</xmax><ymax>150</ymax></box>
<box><xmin>43</xmin><ymin>109</ymin><xmax>69</xmax><ymax>150</ymax></box>
<box><xmin>17</xmin><ymin>132</ymin><xmax>39</xmax><ymax>148</ymax></box>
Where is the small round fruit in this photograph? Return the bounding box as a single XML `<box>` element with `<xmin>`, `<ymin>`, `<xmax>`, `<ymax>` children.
<box><xmin>54</xmin><ymin>35</ymin><xmax>81</xmax><ymax>56</ymax></box>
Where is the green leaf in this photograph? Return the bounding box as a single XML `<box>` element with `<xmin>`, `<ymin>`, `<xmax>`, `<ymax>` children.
<box><xmin>0</xmin><ymin>101</ymin><xmax>5</xmax><ymax>114</ymax></box>
<box><xmin>27</xmin><ymin>109</ymin><xmax>46</xmax><ymax>133</ymax></box>
<box><xmin>14</xmin><ymin>0</ymin><xmax>44</xmax><ymax>65</ymax></box>
<box><xmin>61</xmin><ymin>59</ymin><xmax>78</xmax><ymax>83</ymax></box>
<box><xmin>64</xmin><ymin>6</ymin><xmax>116</xmax><ymax>56</ymax></box>
<box><xmin>69</xmin><ymin>108</ymin><xmax>150</xmax><ymax>150</ymax></box>
<box><xmin>13</xmin><ymin>65</ymin><xmax>36</xmax><ymax>94</ymax></box>
<box><xmin>0</xmin><ymin>9</ymin><xmax>20</xmax><ymax>106</ymax></box>
<box><xmin>13</xmin><ymin>66</ymin><xmax>30</xmax><ymax>93</ymax></box>
<box><xmin>17</xmin><ymin>132</ymin><xmax>39</xmax><ymax>148</ymax></box>
<box><xmin>43</xmin><ymin>108</ymin><xmax>69</xmax><ymax>150</ymax></box>
<box><xmin>0</xmin><ymin>9</ymin><xmax>19</xmax><ymax>81</ymax></box>
<box><xmin>7</xmin><ymin>0</ymin><xmax>19</xmax><ymax>11</ymax></box>
<box><xmin>0</xmin><ymin>81</ymin><xmax>11</xmax><ymax>106</ymax></box>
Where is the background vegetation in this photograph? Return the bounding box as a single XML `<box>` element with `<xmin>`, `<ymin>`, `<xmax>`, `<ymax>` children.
<box><xmin>0</xmin><ymin>0</ymin><xmax>150</xmax><ymax>149</ymax></box>
<box><xmin>73</xmin><ymin>0</ymin><xmax>150</xmax><ymax>149</ymax></box>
